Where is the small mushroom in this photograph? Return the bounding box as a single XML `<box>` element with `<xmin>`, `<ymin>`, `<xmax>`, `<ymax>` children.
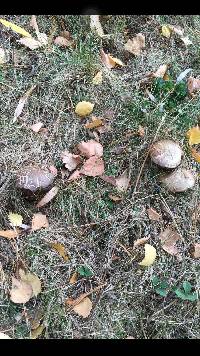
<box><xmin>150</xmin><ymin>140</ymin><xmax>183</xmax><ymax>169</ymax></box>
<box><xmin>16</xmin><ymin>166</ymin><xmax>55</xmax><ymax>195</ymax></box>
<box><xmin>160</xmin><ymin>168</ymin><xmax>195</xmax><ymax>192</ymax></box>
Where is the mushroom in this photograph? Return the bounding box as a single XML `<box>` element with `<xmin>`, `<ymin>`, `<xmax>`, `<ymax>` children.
<box><xmin>150</xmin><ymin>140</ymin><xmax>183</xmax><ymax>169</ymax></box>
<box><xmin>160</xmin><ymin>168</ymin><xmax>195</xmax><ymax>192</ymax></box>
<box><xmin>16</xmin><ymin>166</ymin><xmax>55</xmax><ymax>195</ymax></box>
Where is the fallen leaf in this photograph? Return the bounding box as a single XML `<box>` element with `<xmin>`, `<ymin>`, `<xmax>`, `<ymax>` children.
<box><xmin>108</xmin><ymin>194</ymin><xmax>122</xmax><ymax>202</ymax></box>
<box><xmin>61</xmin><ymin>150</ymin><xmax>82</xmax><ymax>171</ymax></box>
<box><xmin>54</xmin><ymin>36</ymin><xmax>72</xmax><ymax>47</ymax></box>
<box><xmin>96</xmin><ymin>124</ymin><xmax>112</xmax><ymax>134</ymax></box>
<box><xmin>159</xmin><ymin>227</ymin><xmax>181</xmax><ymax>256</ymax></box>
<box><xmin>80</xmin><ymin>156</ymin><xmax>105</xmax><ymax>177</ymax></box>
<box><xmin>147</xmin><ymin>208</ymin><xmax>161</xmax><ymax>221</ymax></box>
<box><xmin>153</xmin><ymin>64</ymin><xmax>168</xmax><ymax>78</ymax></box>
<box><xmin>30</xmin><ymin>15</ymin><xmax>39</xmax><ymax>33</ymax></box>
<box><xmin>30</xmin><ymin>122</ymin><xmax>43</xmax><ymax>133</ymax></box>
<box><xmin>36</xmin><ymin>186</ymin><xmax>59</xmax><ymax>208</ymax></box>
<box><xmin>191</xmin><ymin>148</ymin><xmax>200</xmax><ymax>163</ymax></box>
<box><xmin>10</xmin><ymin>276</ymin><xmax>33</xmax><ymax>304</ymax></box>
<box><xmin>30</xmin><ymin>307</ymin><xmax>44</xmax><ymax>330</ymax></box>
<box><xmin>161</xmin><ymin>25</ymin><xmax>172</xmax><ymax>38</ymax></box>
<box><xmin>18</xmin><ymin>37</ymin><xmax>43</xmax><ymax>50</ymax></box>
<box><xmin>92</xmin><ymin>71</ymin><xmax>103</xmax><ymax>85</ymax></box>
<box><xmin>68</xmin><ymin>170</ymin><xmax>82</xmax><ymax>182</ymax></box>
<box><xmin>0</xmin><ymin>18</ymin><xmax>32</xmax><ymax>37</ymax></box>
<box><xmin>30</xmin><ymin>324</ymin><xmax>45</xmax><ymax>339</ymax></box>
<box><xmin>193</xmin><ymin>243</ymin><xmax>200</xmax><ymax>258</ymax></box>
<box><xmin>0</xmin><ymin>48</ymin><xmax>7</xmax><ymax>64</ymax></box>
<box><xmin>187</xmin><ymin>77</ymin><xmax>200</xmax><ymax>95</ymax></box>
<box><xmin>13</xmin><ymin>85</ymin><xmax>36</xmax><ymax>123</ymax></box>
<box><xmin>19</xmin><ymin>269</ymin><xmax>41</xmax><ymax>297</ymax></box>
<box><xmin>138</xmin><ymin>244</ymin><xmax>157</xmax><ymax>266</ymax></box>
<box><xmin>99</xmin><ymin>175</ymin><xmax>116</xmax><ymax>186</ymax></box>
<box><xmin>100</xmin><ymin>49</ymin><xmax>124</xmax><ymax>68</ymax></box>
<box><xmin>50</xmin><ymin>242</ymin><xmax>69</xmax><ymax>261</ymax></box>
<box><xmin>72</xmin><ymin>297</ymin><xmax>93</xmax><ymax>318</ymax></box>
<box><xmin>0</xmin><ymin>332</ymin><xmax>12</xmax><ymax>339</ymax></box>
<box><xmin>168</xmin><ymin>25</ymin><xmax>184</xmax><ymax>37</ymax></box>
<box><xmin>85</xmin><ymin>117</ymin><xmax>103</xmax><ymax>129</ymax></box>
<box><xmin>110</xmin><ymin>145</ymin><xmax>126</xmax><ymax>155</ymax></box>
<box><xmin>138</xmin><ymin>125</ymin><xmax>145</xmax><ymax>137</ymax></box>
<box><xmin>126</xmin><ymin>336</ymin><xmax>135</xmax><ymax>339</ymax></box>
<box><xmin>186</xmin><ymin>126</ymin><xmax>200</xmax><ymax>145</ymax></box>
<box><xmin>176</xmin><ymin>68</ymin><xmax>192</xmax><ymax>84</ymax></box>
<box><xmin>133</xmin><ymin>236</ymin><xmax>150</xmax><ymax>248</ymax></box>
<box><xmin>124</xmin><ymin>33</ymin><xmax>145</xmax><ymax>56</ymax></box>
<box><xmin>0</xmin><ymin>230</ymin><xmax>20</xmax><ymax>239</ymax></box>
<box><xmin>77</xmin><ymin>140</ymin><xmax>103</xmax><ymax>158</ymax></box>
<box><xmin>35</xmin><ymin>32</ymin><xmax>48</xmax><ymax>46</ymax></box>
<box><xmin>31</xmin><ymin>213</ymin><xmax>49</xmax><ymax>231</ymax></box>
<box><xmin>69</xmin><ymin>272</ymin><xmax>78</xmax><ymax>284</ymax></box>
<box><xmin>75</xmin><ymin>101</ymin><xmax>94</xmax><ymax>117</ymax></box>
<box><xmin>90</xmin><ymin>15</ymin><xmax>104</xmax><ymax>37</ymax></box>
<box><xmin>8</xmin><ymin>213</ymin><xmax>23</xmax><ymax>227</ymax></box>
<box><xmin>180</xmin><ymin>36</ymin><xmax>193</xmax><ymax>46</ymax></box>
<box><xmin>48</xmin><ymin>165</ymin><xmax>58</xmax><ymax>176</ymax></box>
<box><xmin>115</xmin><ymin>170</ymin><xmax>130</xmax><ymax>192</ymax></box>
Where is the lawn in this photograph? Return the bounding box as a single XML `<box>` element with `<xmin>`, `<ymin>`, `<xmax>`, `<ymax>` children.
<box><xmin>0</xmin><ymin>15</ymin><xmax>200</xmax><ymax>339</ymax></box>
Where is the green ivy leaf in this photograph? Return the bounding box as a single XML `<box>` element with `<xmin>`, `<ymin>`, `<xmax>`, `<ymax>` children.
<box><xmin>183</xmin><ymin>281</ymin><xmax>192</xmax><ymax>294</ymax></box>
<box><xmin>174</xmin><ymin>288</ymin><xmax>188</xmax><ymax>300</ymax></box>
<box><xmin>77</xmin><ymin>265</ymin><xmax>93</xmax><ymax>277</ymax></box>
<box><xmin>155</xmin><ymin>287</ymin><xmax>168</xmax><ymax>297</ymax></box>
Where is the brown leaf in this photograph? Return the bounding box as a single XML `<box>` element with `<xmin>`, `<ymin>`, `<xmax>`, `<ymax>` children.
<box><xmin>18</xmin><ymin>37</ymin><xmax>43</xmax><ymax>50</ymax></box>
<box><xmin>30</xmin><ymin>15</ymin><xmax>39</xmax><ymax>33</ymax></box>
<box><xmin>85</xmin><ymin>117</ymin><xmax>103</xmax><ymax>129</ymax></box>
<box><xmin>69</xmin><ymin>272</ymin><xmax>78</xmax><ymax>284</ymax></box>
<box><xmin>100</xmin><ymin>49</ymin><xmax>124</xmax><ymax>69</ymax></box>
<box><xmin>115</xmin><ymin>170</ymin><xmax>130</xmax><ymax>192</ymax></box>
<box><xmin>80</xmin><ymin>156</ymin><xmax>105</xmax><ymax>177</ymax></box>
<box><xmin>48</xmin><ymin>165</ymin><xmax>58</xmax><ymax>176</ymax></box>
<box><xmin>153</xmin><ymin>64</ymin><xmax>168</xmax><ymax>78</ymax></box>
<box><xmin>72</xmin><ymin>297</ymin><xmax>93</xmax><ymax>318</ymax></box>
<box><xmin>190</xmin><ymin>148</ymin><xmax>200</xmax><ymax>163</ymax></box>
<box><xmin>30</xmin><ymin>122</ymin><xmax>43</xmax><ymax>133</ymax></box>
<box><xmin>19</xmin><ymin>269</ymin><xmax>41</xmax><ymax>297</ymax></box>
<box><xmin>77</xmin><ymin>140</ymin><xmax>103</xmax><ymax>158</ymax></box>
<box><xmin>68</xmin><ymin>170</ymin><xmax>82</xmax><ymax>182</ymax></box>
<box><xmin>138</xmin><ymin>125</ymin><xmax>145</xmax><ymax>137</ymax></box>
<box><xmin>13</xmin><ymin>85</ymin><xmax>36</xmax><ymax>123</ymax></box>
<box><xmin>0</xmin><ymin>229</ymin><xmax>20</xmax><ymax>239</ymax></box>
<box><xmin>61</xmin><ymin>150</ymin><xmax>82</xmax><ymax>171</ymax></box>
<box><xmin>124</xmin><ymin>33</ymin><xmax>145</xmax><ymax>56</ymax></box>
<box><xmin>30</xmin><ymin>324</ymin><xmax>45</xmax><ymax>339</ymax></box>
<box><xmin>36</xmin><ymin>186</ymin><xmax>59</xmax><ymax>208</ymax></box>
<box><xmin>99</xmin><ymin>175</ymin><xmax>116</xmax><ymax>186</ymax></box>
<box><xmin>147</xmin><ymin>208</ymin><xmax>161</xmax><ymax>221</ymax></box>
<box><xmin>193</xmin><ymin>243</ymin><xmax>200</xmax><ymax>258</ymax></box>
<box><xmin>31</xmin><ymin>213</ymin><xmax>49</xmax><ymax>231</ymax></box>
<box><xmin>54</xmin><ymin>36</ymin><xmax>72</xmax><ymax>47</ymax></box>
<box><xmin>133</xmin><ymin>236</ymin><xmax>150</xmax><ymax>248</ymax></box>
<box><xmin>50</xmin><ymin>242</ymin><xmax>69</xmax><ymax>261</ymax></box>
<box><xmin>187</xmin><ymin>77</ymin><xmax>200</xmax><ymax>95</ymax></box>
<box><xmin>10</xmin><ymin>276</ymin><xmax>33</xmax><ymax>304</ymax></box>
<box><xmin>96</xmin><ymin>124</ymin><xmax>112</xmax><ymax>134</ymax></box>
<box><xmin>108</xmin><ymin>194</ymin><xmax>123</xmax><ymax>202</ymax></box>
<box><xmin>159</xmin><ymin>227</ymin><xmax>181</xmax><ymax>256</ymax></box>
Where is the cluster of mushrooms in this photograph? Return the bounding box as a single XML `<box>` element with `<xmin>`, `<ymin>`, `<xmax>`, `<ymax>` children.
<box><xmin>150</xmin><ymin>139</ymin><xmax>195</xmax><ymax>192</ymax></box>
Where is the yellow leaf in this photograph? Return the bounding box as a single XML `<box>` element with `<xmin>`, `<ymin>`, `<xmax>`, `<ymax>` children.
<box><xmin>72</xmin><ymin>297</ymin><xmax>93</xmax><ymax>318</ymax></box>
<box><xmin>191</xmin><ymin>148</ymin><xmax>200</xmax><ymax>163</ymax></box>
<box><xmin>186</xmin><ymin>126</ymin><xmax>200</xmax><ymax>145</ymax></box>
<box><xmin>85</xmin><ymin>117</ymin><xmax>103</xmax><ymax>129</ymax></box>
<box><xmin>19</xmin><ymin>269</ymin><xmax>41</xmax><ymax>297</ymax></box>
<box><xmin>0</xmin><ymin>18</ymin><xmax>32</xmax><ymax>37</ymax></box>
<box><xmin>161</xmin><ymin>25</ymin><xmax>172</xmax><ymax>38</ymax></box>
<box><xmin>75</xmin><ymin>101</ymin><xmax>94</xmax><ymax>117</ymax></box>
<box><xmin>50</xmin><ymin>242</ymin><xmax>69</xmax><ymax>261</ymax></box>
<box><xmin>30</xmin><ymin>324</ymin><xmax>45</xmax><ymax>339</ymax></box>
<box><xmin>92</xmin><ymin>71</ymin><xmax>103</xmax><ymax>85</ymax></box>
<box><xmin>108</xmin><ymin>55</ymin><xmax>125</xmax><ymax>67</ymax></box>
<box><xmin>8</xmin><ymin>213</ymin><xmax>23</xmax><ymax>227</ymax></box>
<box><xmin>138</xmin><ymin>244</ymin><xmax>157</xmax><ymax>267</ymax></box>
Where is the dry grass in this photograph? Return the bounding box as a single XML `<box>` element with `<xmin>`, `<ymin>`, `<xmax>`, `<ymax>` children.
<box><xmin>0</xmin><ymin>15</ymin><xmax>200</xmax><ymax>339</ymax></box>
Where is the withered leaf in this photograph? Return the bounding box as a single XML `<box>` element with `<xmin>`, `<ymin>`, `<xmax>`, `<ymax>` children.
<box><xmin>124</xmin><ymin>33</ymin><xmax>145</xmax><ymax>56</ymax></box>
<box><xmin>159</xmin><ymin>227</ymin><xmax>181</xmax><ymax>256</ymax></box>
<box><xmin>187</xmin><ymin>77</ymin><xmax>200</xmax><ymax>95</ymax></box>
<box><xmin>36</xmin><ymin>186</ymin><xmax>59</xmax><ymax>208</ymax></box>
<box><xmin>0</xmin><ymin>230</ymin><xmax>20</xmax><ymax>239</ymax></box>
<box><xmin>193</xmin><ymin>243</ymin><xmax>200</xmax><ymax>259</ymax></box>
<box><xmin>30</xmin><ymin>122</ymin><xmax>43</xmax><ymax>133</ymax></box>
<box><xmin>13</xmin><ymin>85</ymin><xmax>36</xmax><ymax>123</ymax></box>
<box><xmin>85</xmin><ymin>117</ymin><xmax>103</xmax><ymax>129</ymax></box>
<box><xmin>147</xmin><ymin>208</ymin><xmax>161</xmax><ymax>221</ymax></box>
<box><xmin>133</xmin><ymin>236</ymin><xmax>150</xmax><ymax>248</ymax></box>
<box><xmin>61</xmin><ymin>150</ymin><xmax>82</xmax><ymax>171</ymax></box>
<box><xmin>77</xmin><ymin>140</ymin><xmax>103</xmax><ymax>158</ymax></box>
<box><xmin>115</xmin><ymin>170</ymin><xmax>130</xmax><ymax>192</ymax></box>
<box><xmin>50</xmin><ymin>242</ymin><xmax>69</xmax><ymax>261</ymax></box>
<box><xmin>31</xmin><ymin>213</ymin><xmax>49</xmax><ymax>231</ymax></box>
<box><xmin>80</xmin><ymin>156</ymin><xmax>105</xmax><ymax>177</ymax></box>
<box><xmin>10</xmin><ymin>276</ymin><xmax>33</xmax><ymax>304</ymax></box>
<box><xmin>72</xmin><ymin>297</ymin><xmax>93</xmax><ymax>318</ymax></box>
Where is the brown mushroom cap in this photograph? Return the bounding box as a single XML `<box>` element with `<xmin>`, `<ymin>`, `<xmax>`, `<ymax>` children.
<box><xmin>150</xmin><ymin>140</ymin><xmax>183</xmax><ymax>169</ymax></box>
<box><xmin>160</xmin><ymin>168</ymin><xmax>195</xmax><ymax>192</ymax></box>
<box><xmin>16</xmin><ymin>166</ymin><xmax>55</xmax><ymax>193</ymax></box>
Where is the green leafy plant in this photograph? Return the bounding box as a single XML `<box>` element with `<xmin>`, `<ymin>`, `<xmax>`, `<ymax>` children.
<box><xmin>173</xmin><ymin>281</ymin><xmax>198</xmax><ymax>302</ymax></box>
<box><xmin>152</xmin><ymin>276</ymin><xmax>170</xmax><ymax>297</ymax></box>
<box><xmin>77</xmin><ymin>265</ymin><xmax>93</xmax><ymax>277</ymax></box>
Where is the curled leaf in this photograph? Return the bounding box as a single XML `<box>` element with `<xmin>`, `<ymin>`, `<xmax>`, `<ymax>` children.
<box><xmin>180</xmin><ymin>36</ymin><xmax>193</xmax><ymax>46</ymax></box>
<box><xmin>13</xmin><ymin>85</ymin><xmax>36</xmax><ymax>123</ymax></box>
<box><xmin>100</xmin><ymin>49</ymin><xmax>124</xmax><ymax>69</ymax></box>
<box><xmin>186</xmin><ymin>126</ymin><xmax>200</xmax><ymax>145</ymax></box>
<box><xmin>138</xmin><ymin>244</ymin><xmax>157</xmax><ymax>266</ymax></box>
<box><xmin>61</xmin><ymin>150</ymin><xmax>82</xmax><ymax>171</ymax></box>
<box><xmin>153</xmin><ymin>64</ymin><xmax>168</xmax><ymax>78</ymax></box>
<box><xmin>50</xmin><ymin>242</ymin><xmax>69</xmax><ymax>261</ymax></box>
<box><xmin>36</xmin><ymin>186</ymin><xmax>59</xmax><ymax>208</ymax></box>
<box><xmin>75</xmin><ymin>101</ymin><xmax>94</xmax><ymax>117</ymax></box>
<box><xmin>133</xmin><ymin>236</ymin><xmax>150</xmax><ymax>248</ymax></box>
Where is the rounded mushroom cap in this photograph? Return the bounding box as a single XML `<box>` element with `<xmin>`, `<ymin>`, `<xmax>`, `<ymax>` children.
<box><xmin>160</xmin><ymin>168</ymin><xmax>195</xmax><ymax>192</ymax></box>
<box><xmin>16</xmin><ymin>166</ymin><xmax>55</xmax><ymax>193</ymax></box>
<box><xmin>150</xmin><ymin>140</ymin><xmax>183</xmax><ymax>169</ymax></box>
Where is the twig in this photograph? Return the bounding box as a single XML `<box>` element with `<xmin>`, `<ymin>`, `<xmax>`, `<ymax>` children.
<box><xmin>66</xmin><ymin>283</ymin><xmax>107</xmax><ymax>308</ymax></box>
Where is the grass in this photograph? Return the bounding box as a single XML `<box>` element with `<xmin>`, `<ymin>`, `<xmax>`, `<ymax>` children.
<box><xmin>0</xmin><ymin>15</ymin><xmax>200</xmax><ymax>339</ymax></box>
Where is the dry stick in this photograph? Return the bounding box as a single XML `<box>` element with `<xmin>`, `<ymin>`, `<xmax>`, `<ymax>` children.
<box><xmin>67</xmin><ymin>283</ymin><xmax>107</xmax><ymax>309</ymax></box>
<box><xmin>133</xmin><ymin>114</ymin><xmax>166</xmax><ymax>195</ymax></box>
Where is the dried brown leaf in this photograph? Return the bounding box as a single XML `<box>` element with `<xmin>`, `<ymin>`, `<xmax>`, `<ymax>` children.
<box><xmin>18</xmin><ymin>37</ymin><xmax>43</xmax><ymax>50</ymax></box>
<box><xmin>13</xmin><ymin>85</ymin><xmax>36</xmax><ymax>123</ymax></box>
<box><xmin>19</xmin><ymin>269</ymin><xmax>41</xmax><ymax>297</ymax></box>
<box><xmin>124</xmin><ymin>33</ymin><xmax>145</xmax><ymax>56</ymax></box>
<box><xmin>187</xmin><ymin>77</ymin><xmax>200</xmax><ymax>95</ymax></box>
<box><xmin>30</xmin><ymin>15</ymin><xmax>39</xmax><ymax>33</ymax></box>
<box><xmin>159</xmin><ymin>227</ymin><xmax>181</xmax><ymax>256</ymax></box>
<box><xmin>85</xmin><ymin>117</ymin><xmax>103</xmax><ymax>129</ymax></box>
<box><xmin>147</xmin><ymin>208</ymin><xmax>161</xmax><ymax>221</ymax></box>
<box><xmin>10</xmin><ymin>277</ymin><xmax>33</xmax><ymax>304</ymax></box>
<box><xmin>31</xmin><ymin>213</ymin><xmax>49</xmax><ymax>231</ymax></box>
<box><xmin>80</xmin><ymin>156</ymin><xmax>105</xmax><ymax>177</ymax></box>
<box><xmin>77</xmin><ymin>139</ymin><xmax>103</xmax><ymax>158</ymax></box>
<box><xmin>50</xmin><ymin>242</ymin><xmax>69</xmax><ymax>261</ymax></box>
<box><xmin>99</xmin><ymin>175</ymin><xmax>116</xmax><ymax>186</ymax></box>
<box><xmin>115</xmin><ymin>170</ymin><xmax>130</xmax><ymax>192</ymax></box>
<box><xmin>100</xmin><ymin>49</ymin><xmax>124</xmax><ymax>69</ymax></box>
<box><xmin>30</xmin><ymin>122</ymin><xmax>43</xmax><ymax>133</ymax></box>
<box><xmin>193</xmin><ymin>243</ymin><xmax>200</xmax><ymax>259</ymax></box>
<box><xmin>30</xmin><ymin>324</ymin><xmax>45</xmax><ymax>339</ymax></box>
<box><xmin>68</xmin><ymin>170</ymin><xmax>82</xmax><ymax>182</ymax></box>
<box><xmin>72</xmin><ymin>297</ymin><xmax>93</xmax><ymax>318</ymax></box>
<box><xmin>108</xmin><ymin>194</ymin><xmax>123</xmax><ymax>202</ymax></box>
<box><xmin>0</xmin><ymin>230</ymin><xmax>20</xmax><ymax>239</ymax></box>
<box><xmin>61</xmin><ymin>150</ymin><xmax>82</xmax><ymax>171</ymax></box>
<box><xmin>48</xmin><ymin>165</ymin><xmax>58</xmax><ymax>176</ymax></box>
<box><xmin>153</xmin><ymin>64</ymin><xmax>168</xmax><ymax>78</ymax></box>
<box><xmin>138</xmin><ymin>125</ymin><xmax>145</xmax><ymax>137</ymax></box>
<box><xmin>36</xmin><ymin>186</ymin><xmax>59</xmax><ymax>208</ymax></box>
<box><xmin>133</xmin><ymin>236</ymin><xmax>150</xmax><ymax>248</ymax></box>
<box><xmin>69</xmin><ymin>272</ymin><xmax>78</xmax><ymax>284</ymax></box>
<box><xmin>54</xmin><ymin>36</ymin><xmax>72</xmax><ymax>47</ymax></box>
